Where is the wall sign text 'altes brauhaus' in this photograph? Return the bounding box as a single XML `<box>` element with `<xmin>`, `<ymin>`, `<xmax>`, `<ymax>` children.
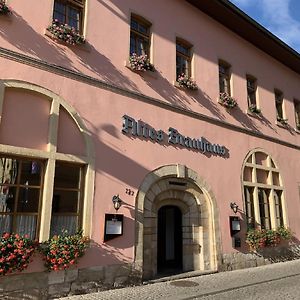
<box><xmin>122</xmin><ymin>115</ymin><xmax>227</xmax><ymax>157</ymax></box>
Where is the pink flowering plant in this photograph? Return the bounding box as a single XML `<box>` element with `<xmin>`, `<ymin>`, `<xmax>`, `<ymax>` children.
<box><xmin>0</xmin><ymin>0</ymin><xmax>11</xmax><ymax>15</ymax></box>
<box><xmin>40</xmin><ymin>230</ymin><xmax>89</xmax><ymax>271</ymax></box>
<box><xmin>47</xmin><ymin>19</ymin><xmax>85</xmax><ymax>45</ymax></box>
<box><xmin>177</xmin><ymin>74</ymin><xmax>198</xmax><ymax>90</ymax></box>
<box><xmin>129</xmin><ymin>53</ymin><xmax>154</xmax><ymax>72</ymax></box>
<box><xmin>219</xmin><ymin>92</ymin><xmax>237</xmax><ymax>109</ymax></box>
<box><xmin>246</xmin><ymin>226</ymin><xmax>292</xmax><ymax>251</ymax></box>
<box><xmin>0</xmin><ymin>233</ymin><xmax>37</xmax><ymax>276</ymax></box>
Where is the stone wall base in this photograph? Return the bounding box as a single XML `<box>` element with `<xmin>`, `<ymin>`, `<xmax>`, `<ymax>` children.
<box><xmin>220</xmin><ymin>244</ymin><xmax>300</xmax><ymax>272</ymax></box>
<box><xmin>0</xmin><ymin>263</ymin><xmax>141</xmax><ymax>299</ymax></box>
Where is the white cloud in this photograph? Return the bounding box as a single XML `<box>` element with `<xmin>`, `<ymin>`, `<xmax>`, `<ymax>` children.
<box><xmin>260</xmin><ymin>0</ymin><xmax>300</xmax><ymax>51</ymax></box>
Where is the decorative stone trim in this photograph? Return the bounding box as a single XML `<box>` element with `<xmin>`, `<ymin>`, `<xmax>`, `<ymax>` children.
<box><xmin>0</xmin><ymin>47</ymin><xmax>299</xmax><ymax>151</ymax></box>
<box><xmin>0</xmin><ymin>80</ymin><xmax>95</xmax><ymax>240</ymax></box>
<box><xmin>135</xmin><ymin>164</ymin><xmax>221</xmax><ymax>279</ymax></box>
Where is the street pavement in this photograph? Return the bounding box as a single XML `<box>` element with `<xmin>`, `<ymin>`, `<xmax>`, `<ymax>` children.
<box><xmin>60</xmin><ymin>259</ymin><xmax>300</xmax><ymax>300</ymax></box>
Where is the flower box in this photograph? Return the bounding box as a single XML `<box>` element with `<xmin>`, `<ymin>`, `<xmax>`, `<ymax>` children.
<box><xmin>46</xmin><ymin>20</ymin><xmax>85</xmax><ymax>45</ymax></box>
<box><xmin>218</xmin><ymin>92</ymin><xmax>237</xmax><ymax>109</ymax></box>
<box><xmin>246</xmin><ymin>226</ymin><xmax>292</xmax><ymax>252</ymax></box>
<box><xmin>39</xmin><ymin>230</ymin><xmax>89</xmax><ymax>271</ymax></box>
<box><xmin>129</xmin><ymin>53</ymin><xmax>154</xmax><ymax>72</ymax></box>
<box><xmin>176</xmin><ymin>74</ymin><xmax>198</xmax><ymax>90</ymax></box>
<box><xmin>276</xmin><ymin>116</ymin><xmax>288</xmax><ymax>125</ymax></box>
<box><xmin>248</xmin><ymin>104</ymin><xmax>261</xmax><ymax>114</ymax></box>
<box><xmin>0</xmin><ymin>0</ymin><xmax>11</xmax><ymax>15</ymax></box>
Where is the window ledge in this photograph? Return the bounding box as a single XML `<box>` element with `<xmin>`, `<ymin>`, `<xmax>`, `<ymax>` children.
<box><xmin>0</xmin><ymin>12</ymin><xmax>13</xmax><ymax>22</ymax></box>
<box><xmin>275</xmin><ymin>120</ymin><xmax>289</xmax><ymax>128</ymax></box>
<box><xmin>44</xmin><ymin>30</ymin><xmax>90</xmax><ymax>52</ymax></box>
<box><xmin>294</xmin><ymin>127</ymin><xmax>300</xmax><ymax>134</ymax></box>
<box><xmin>124</xmin><ymin>61</ymin><xmax>157</xmax><ymax>79</ymax></box>
<box><xmin>173</xmin><ymin>81</ymin><xmax>198</xmax><ymax>92</ymax></box>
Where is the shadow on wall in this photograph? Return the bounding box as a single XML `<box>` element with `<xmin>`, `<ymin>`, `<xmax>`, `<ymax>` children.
<box><xmin>0</xmin><ymin>12</ymin><xmax>76</xmax><ymax>71</ymax></box>
<box><xmin>78</xmin><ymin>216</ymin><xmax>135</xmax><ymax>268</ymax></box>
<box><xmin>0</xmin><ymin>12</ymin><xmax>140</xmax><ymax>93</ymax></box>
<box><xmin>0</xmin><ymin>7</ymin><xmax>290</xmax><ymax>135</ymax></box>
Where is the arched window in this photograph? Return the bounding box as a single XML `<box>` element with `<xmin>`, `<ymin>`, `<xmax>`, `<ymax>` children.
<box><xmin>0</xmin><ymin>81</ymin><xmax>94</xmax><ymax>241</ymax></box>
<box><xmin>242</xmin><ymin>150</ymin><xmax>287</xmax><ymax>230</ymax></box>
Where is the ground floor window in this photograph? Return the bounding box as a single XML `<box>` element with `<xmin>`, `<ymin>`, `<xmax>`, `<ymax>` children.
<box><xmin>51</xmin><ymin>162</ymin><xmax>84</xmax><ymax>236</ymax></box>
<box><xmin>242</xmin><ymin>150</ymin><xmax>286</xmax><ymax>229</ymax></box>
<box><xmin>0</xmin><ymin>156</ymin><xmax>85</xmax><ymax>239</ymax></box>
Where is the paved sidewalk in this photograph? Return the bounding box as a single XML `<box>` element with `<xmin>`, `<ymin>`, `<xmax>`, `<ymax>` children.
<box><xmin>60</xmin><ymin>260</ymin><xmax>300</xmax><ymax>300</ymax></box>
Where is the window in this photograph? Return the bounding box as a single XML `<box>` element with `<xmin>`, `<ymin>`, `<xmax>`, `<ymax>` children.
<box><xmin>274</xmin><ymin>190</ymin><xmax>284</xmax><ymax>227</ymax></box>
<box><xmin>258</xmin><ymin>188</ymin><xmax>271</xmax><ymax>229</ymax></box>
<box><xmin>275</xmin><ymin>90</ymin><xmax>284</xmax><ymax>120</ymax></box>
<box><xmin>246</xmin><ymin>76</ymin><xmax>257</xmax><ymax>107</ymax></box>
<box><xmin>176</xmin><ymin>39</ymin><xmax>192</xmax><ymax>79</ymax></box>
<box><xmin>294</xmin><ymin>99</ymin><xmax>300</xmax><ymax>129</ymax></box>
<box><xmin>130</xmin><ymin>14</ymin><xmax>151</xmax><ymax>56</ymax></box>
<box><xmin>53</xmin><ymin>0</ymin><xmax>85</xmax><ymax>33</ymax></box>
<box><xmin>242</xmin><ymin>150</ymin><xmax>286</xmax><ymax>230</ymax></box>
<box><xmin>219</xmin><ymin>61</ymin><xmax>231</xmax><ymax>94</ymax></box>
<box><xmin>244</xmin><ymin>187</ymin><xmax>255</xmax><ymax>228</ymax></box>
<box><xmin>0</xmin><ymin>157</ymin><xmax>44</xmax><ymax>239</ymax></box>
<box><xmin>50</xmin><ymin>162</ymin><xmax>84</xmax><ymax>236</ymax></box>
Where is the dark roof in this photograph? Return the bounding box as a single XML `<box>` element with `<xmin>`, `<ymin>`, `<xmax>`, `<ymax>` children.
<box><xmin>186</xmin><ymin>0</ymin><xmax>300</xmax><ymax>75</ymax></box>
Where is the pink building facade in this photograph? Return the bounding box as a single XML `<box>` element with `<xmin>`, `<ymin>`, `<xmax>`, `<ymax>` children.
<box><xmin>0</xmin><ymin>0</ymin><xmax>300</xmax><ymax>298</ymax></box>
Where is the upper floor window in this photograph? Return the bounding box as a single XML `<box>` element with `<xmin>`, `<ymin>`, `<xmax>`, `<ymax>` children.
<box><xmin>246</xmin><ymin>76</ymin><xmax>257</xmax><ymax>107</ymax></box>
<box><xmin>294</xmin><ymin>99</ymin><xmax>300</xmax><ymax>129</ymax></box>
<box><xmin>176</xmin><ymin>39</ymin><xmax>192</xmax><ymax>79</ymax></box>
<box><xmin>130</xmin><ymin>14</ymin><xmax>151</xmax><ymax>56</ymax></box>
<box><xmin>53</xmin><ymin>0</ymin><xmax>85</xmax><ymax>33</ymax></box>
<box><xmin>242</xmin><ymin>150</ymin><xmax>286</xmax><ymax>230</ymax></box>
<box><xmin>219</xmin><ymin>61</ymin><xmax>231</xmax><ymax>95</ymax></box>
<box><xmin>275</xmin><ymin>89</ymin><xmax>284</xmax><ymax>121</ymax></box>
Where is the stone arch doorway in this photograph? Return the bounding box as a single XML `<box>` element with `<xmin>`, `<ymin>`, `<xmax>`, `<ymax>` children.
<box><xmin>135</xmin><ymin>164</ymin><xmax>221</xmax><ymax>279</ymax></box>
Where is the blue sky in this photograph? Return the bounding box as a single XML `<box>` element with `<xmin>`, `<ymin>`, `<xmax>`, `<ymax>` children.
<box><xmin>230</xmin><ymin>0</ymin><xmax>300</xmax><ymax>53</ymax></box>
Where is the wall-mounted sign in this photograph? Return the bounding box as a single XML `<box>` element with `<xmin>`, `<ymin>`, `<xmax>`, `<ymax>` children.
<box><xmin>104</xmin><ymin>214</ymin><xmax>123</xmax><ymax>242</ymax></box>
<box><xmin>122</xmin><ymin>115</ymin><xmax>227</xmax><ymax>157</ymax></box>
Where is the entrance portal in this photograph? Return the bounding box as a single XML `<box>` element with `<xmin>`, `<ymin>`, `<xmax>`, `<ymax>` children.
<box><xmin>157</xmin><ymin>206</ymin><xmax>182</xmax><ymax>274</ymax></box>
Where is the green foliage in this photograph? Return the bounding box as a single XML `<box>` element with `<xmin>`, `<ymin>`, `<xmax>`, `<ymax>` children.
<box><xmin>39</xmin><ymin>230</ymin><xmax>89</xmax><ymax>271</ymax></box>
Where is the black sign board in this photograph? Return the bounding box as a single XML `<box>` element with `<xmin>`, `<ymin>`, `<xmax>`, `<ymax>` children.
<box><xmin>104</xmin><ymin>214</ymin><xmax>123</xmax><ymax>242</ymax></box>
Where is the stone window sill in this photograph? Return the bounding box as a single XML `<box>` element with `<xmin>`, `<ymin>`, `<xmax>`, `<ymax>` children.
<box><xmin>125</xmin><ymin>61</ymin><xmax>157</xmax><ymax>79</ymax></box>
<box><xmin>275</xmin><ymin>120</ymin><xmax>289</xmax><ymax>128</ymax></box>
<box><xmin>44</xmin><ymin>30</ymin><xmax>90</xmax><ymax>52</ymax></box>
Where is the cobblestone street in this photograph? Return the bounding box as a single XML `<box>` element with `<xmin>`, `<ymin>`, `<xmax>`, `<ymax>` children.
<box><xmin>60</xmin><ymin>259</ymin><xmax>300</xmax><ymax>300</ymax></box>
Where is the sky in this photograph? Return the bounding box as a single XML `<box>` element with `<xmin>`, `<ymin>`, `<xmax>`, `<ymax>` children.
<box><xmin>230</xmin><ymin>0</ymin><xmax>300</xmax><ymax>53</ymax></box>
